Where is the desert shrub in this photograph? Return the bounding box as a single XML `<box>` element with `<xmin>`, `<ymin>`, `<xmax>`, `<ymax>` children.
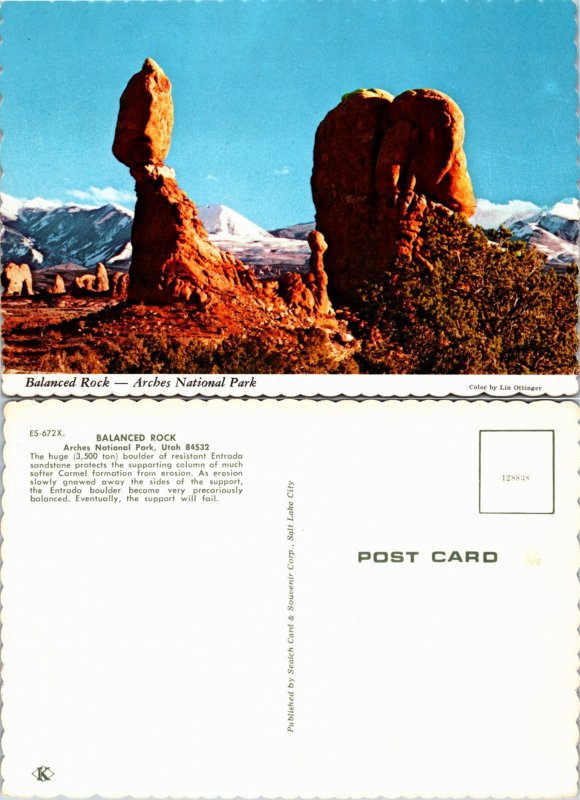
<box><xmin>292</xmin><ymin>328</ymin><xmax>359</xmax><ymax>374</ymax></box>
<box><xmin>212</xmin><ymin>329</ymin><xmax>357</xmax><ymax>374</ymax></box>
<box><xmin>105</xmin><ymin>332</ymin><xmax>215</xmax><ymax>373</ymax></box>
<box><xmin>104</xmin><ymin>332</ymin><xmax>280</xmax><ymax>374</ymax></box>
<box><xmin>102</xmin><ymin>330</ymin><xmax>357</xmax><ymax>374</ymax></box>
<box><xmin>353</xmin><ymin>214</ymin><xmax>578</xmax><ymax>374</ymax></box>
<box><xmin>38</xmin><ymin>346</ymin><xmax>109</xmax><ymax>373</ymax></box>
<box><xmin>211</xmin><ymin>334</ymin><xmax>289</xmax><ymax>373</ymax></box>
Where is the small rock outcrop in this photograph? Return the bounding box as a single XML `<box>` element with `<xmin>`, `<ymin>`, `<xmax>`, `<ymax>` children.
<box><xmin>305</xmin><ymin>230</ymin><xmax>332</xmax><ymax>315</ymax></box>
<box><xmin>311</xmin><ymin>87</ymin><xmax>476</xmax><ymax>304</ymax></box>
<box><xmin>278</xmin><ymin>231</ymin><xmax>332</xmax><ymax>315</ymax></box>
<box><xmin>47</xmin><ymin>274</ymin><xmax>66</xmax><ymax>295</ymax></box>
<box><xmin>71</xmin><ymin>262</ymin><xmax>110</xmax><ymax>295</ymax></box>
<box><xmin>95</xmin><ymin>263</ymin><xmax>110</xmax><ymax>292</ymax></box>
<box><xmin>111</xmin><ymin>271</ymin><xmax>130</xmax><ymax>299</ymax></box>
<box><xmin>1</xmin><ymin>262</ymin><xmax>34</xmax><ymax>296</ymax></box>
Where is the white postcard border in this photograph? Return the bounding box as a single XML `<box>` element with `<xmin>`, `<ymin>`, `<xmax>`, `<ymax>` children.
<box><xmin>2</xmin><ymin>372</ymin><xmax>577</xmax><ymax>399</ymax></box>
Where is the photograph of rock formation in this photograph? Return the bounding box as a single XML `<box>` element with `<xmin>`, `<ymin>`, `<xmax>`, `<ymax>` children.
<box><xmin>2</xmin><ymin>1</ymin><xmax>577</xmax><ymax>375</ymax></box>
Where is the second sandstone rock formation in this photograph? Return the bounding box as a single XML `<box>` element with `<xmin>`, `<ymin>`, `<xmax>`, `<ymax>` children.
<box><xmin>311</xmin><ymin>88</ymin><xmax>476</xmax><ymax>304</ymax></box>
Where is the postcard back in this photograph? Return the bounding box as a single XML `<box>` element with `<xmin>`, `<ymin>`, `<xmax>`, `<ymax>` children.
<box><xmin>2</xmin><ymin>399</ymin><xmax>578</xmax><ymax>798</ymax></box>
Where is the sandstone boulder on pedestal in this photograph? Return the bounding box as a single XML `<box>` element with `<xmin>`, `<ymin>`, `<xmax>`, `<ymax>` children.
<box><xmin>311</xmin><ymin>87</ymin><xmax>476</xmax><ymax>305</ymax></box>
<box><xmin>1</xmin><ymin>262</ymin><xmax>34</xmax><ymax>296</ymax></box>
<box><xmin>113</xmin><ymin>60</ymin><xmax>257</xmax><ymax>305</ymax></box>
<box><xmin>112</xmin><ymin>59</ymin><xmax>335</xmax><ymax>327</ymax></box>
<box><xmin>113</xmin><ymin>58</ymin><xmax>174</xmax><ymax>169</ymax></box>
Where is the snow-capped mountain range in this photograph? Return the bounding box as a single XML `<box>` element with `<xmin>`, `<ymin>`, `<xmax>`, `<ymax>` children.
<box><xmin>469</xmin><ymin>199</ymin><xmax>544</xmax><ymax>231</ymax></box>
<box><xmin>198</xmin><ymin>203</ymin><xmax>273</xmax><ymax>241</ymax></box>
<box><xmin>0</xmin><ymin>194</ymin><xmax>312</xmax><ymax>279</ymax></box>
<box><xmin>1</xmin><ymin>193</ymin><xmax>578</xmax><ymax>274</ymax></box>
<box><xmin>470</xmin><ymin>198</ymin><xmax>578</xmax><ymax>270</ymax></box>
<box><xmin>1</xmin><ymin>194</ymin><xmax>134</xmax><ymax>269</ymax></box>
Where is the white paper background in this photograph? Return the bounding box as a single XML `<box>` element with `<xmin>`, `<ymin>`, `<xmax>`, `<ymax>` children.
<box><xmin>2</xmin><ymin>400</ymin><xmax>578</xmax><ymax>798</ymax></box>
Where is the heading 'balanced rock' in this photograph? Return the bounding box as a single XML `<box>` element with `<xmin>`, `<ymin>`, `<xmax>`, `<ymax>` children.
<box><xmin>311</xmin><ymin>88</ymin><xmax>476</xmax><ymax>304</ymax></box>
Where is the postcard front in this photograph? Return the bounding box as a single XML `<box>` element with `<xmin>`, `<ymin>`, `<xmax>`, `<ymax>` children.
<box><xmin>2</xmin><ymin>398</ymin><xmax>578</xmax><ymax>798</ymax></box>
<box><xmin>1</xmin><ymin>0</ymin><xmax>578</xmax><ymax>397</ymax></box>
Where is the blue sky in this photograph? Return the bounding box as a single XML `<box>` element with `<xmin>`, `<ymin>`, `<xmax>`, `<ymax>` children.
<box><xmin>2</xmin><ymin>0</ymin><xmax>578</xmax><ymax>228</ymax></box>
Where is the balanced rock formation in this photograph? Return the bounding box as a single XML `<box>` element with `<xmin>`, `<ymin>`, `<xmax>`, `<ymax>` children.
<box><xmin>311</xmin><ymin>88</ymin><xmax>476</xmax><ymax>304</ymax></box>
<box><xmin>1</xmin><ymin>262</ymin><xmax>34</xmax><ymax>296</ymax></box>
<box><xmin>47</xmin><ymin>274</ymin><xmax>66</xmax><ymax>295</ymax></box>
<box><xmin>112</xmin><ymin>59</ymin><xmax>333</xmax><ymax>322</ymax></box>
<box><xmin>71</xmin><ymin>262</ymin><xmax>110</xmax><ymax>295</ymax></box>
<box><xmin>113</xmin><ymin>59</ymin><xmax>259</xmax><ymax>305</ymax></box>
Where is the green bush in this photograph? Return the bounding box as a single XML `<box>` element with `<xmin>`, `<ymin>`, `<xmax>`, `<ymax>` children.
<box><xmin>37</xmin><ymin>345</ymin><xmax>109</xmax><ymax>373</ymax></box>
<box><xmin>354</xmin><ymin>214</ymin><xmax>578</xmax><ymax>374</ymax></box>
<box><xmin>105</xmin><ymin>332</ymin><xmax>216</xmax><ymax>373</ymax></box>
<box><xmin>103</xmin><ymin>330</ymin><xmax>357</xmax><ymax>374</ymax></box>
